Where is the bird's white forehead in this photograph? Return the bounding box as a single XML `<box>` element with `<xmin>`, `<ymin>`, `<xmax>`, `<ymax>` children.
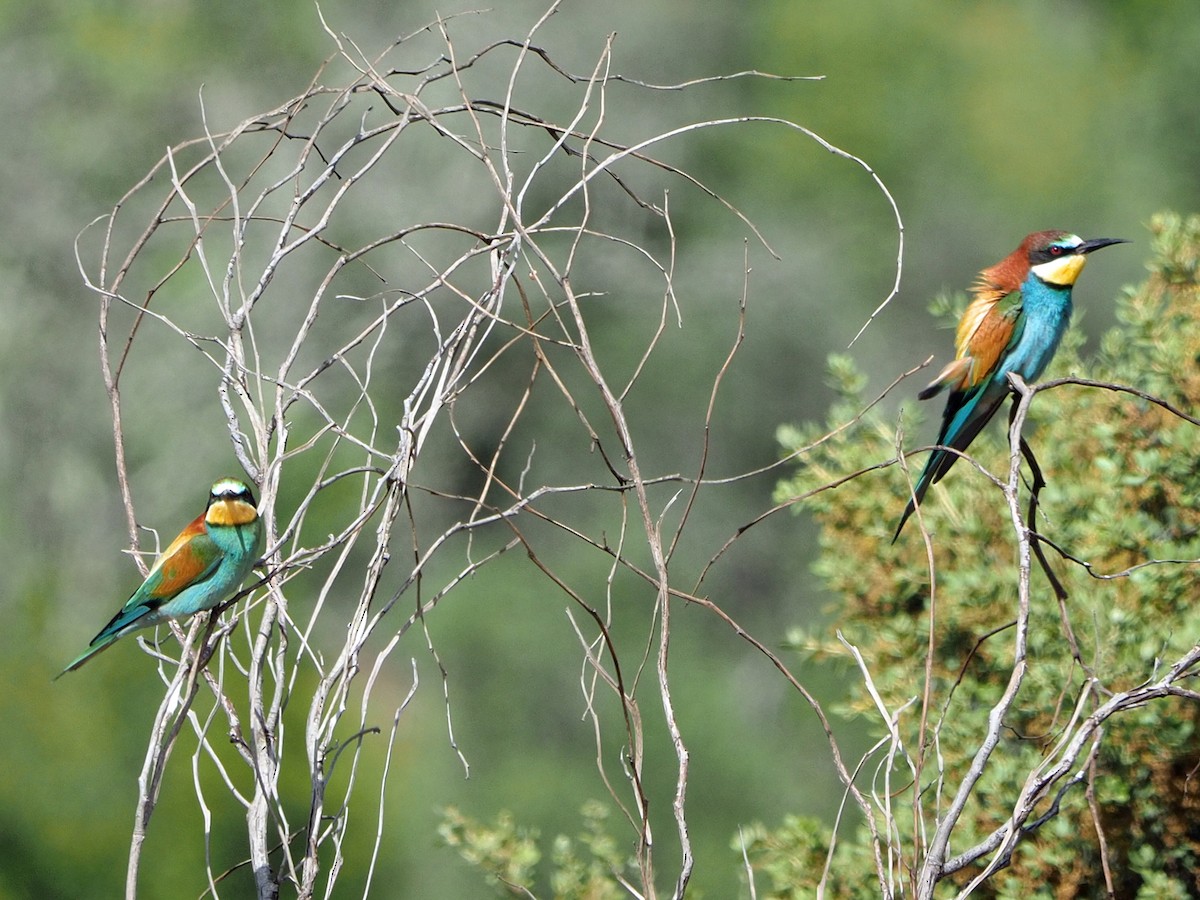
<box><xmin>210</xmin><ymin>478</ymin><xmax>247</xmax><ymax>496</ymax></box>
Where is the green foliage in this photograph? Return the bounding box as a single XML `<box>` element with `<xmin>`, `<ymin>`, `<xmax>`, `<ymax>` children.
<box><xmin>736</xmin><ymin>816</ymin><xmax>841</xmax><ymax>899</ymax></box>
<box><xmin>762</xmin><ymin>213</ymin><xmax>1200</xmax><ymax>897</ymax></box>
<box><xmin>440</xmin><ymin>802</ymin><xmax>634</xmax><ymax>899</ymax></box>
<box><xmin>441</xmin><ymin>807</ymin><xmax>542</xmax><ymax>894</ymax></box>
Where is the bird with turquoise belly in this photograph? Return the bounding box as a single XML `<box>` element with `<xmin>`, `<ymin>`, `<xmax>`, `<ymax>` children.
<box><xmin>57</xmin><ymin>478</ymin><xmax>265</xmax><ymax>677</ymax></box>
<box><xmin>893</xmin><ymin>230</ymin><xmax>1127</xmax><ymax>541</ymax></box>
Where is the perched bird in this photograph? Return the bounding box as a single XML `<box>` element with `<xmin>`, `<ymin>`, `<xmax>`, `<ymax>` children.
<box><xmin>58</xmin><ymin>478</ymin><xmax>265</xmax><ymax>676</ymax></box>
<box><xmin>893</xmin><ymin>231</ymin><xmax>1127</xmax><ymax>541</ymax></box>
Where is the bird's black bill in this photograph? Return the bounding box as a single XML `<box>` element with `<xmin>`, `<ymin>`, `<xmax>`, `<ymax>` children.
<box><xmin>1079</xmin><ymin>237</ymin><xmax>1129</xmax><ymax>254</ymax></box>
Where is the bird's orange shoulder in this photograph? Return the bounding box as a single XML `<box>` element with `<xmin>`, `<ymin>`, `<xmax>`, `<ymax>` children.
<box><xmin>142</xmin><ymin>514</ymin><xmax>218</xmax><ymax>599</ymax></box>
<box><xmin>954</xmin><ymin>280</ymin><xmax>1022</xmax><ymax>387</ymax></box>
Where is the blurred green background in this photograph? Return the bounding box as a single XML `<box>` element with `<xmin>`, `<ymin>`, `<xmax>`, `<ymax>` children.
<box><xmin>2</xmin><ymin>1</ymin><xmax>1197</xmax><ymax>897</ymax></box>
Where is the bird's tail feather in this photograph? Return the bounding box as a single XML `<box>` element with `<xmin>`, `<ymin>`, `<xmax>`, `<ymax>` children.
<box><xmin>892</xmin><ymin>385</ymin><xmax>1008</xmax><ymax>542</ymax></box>
<box><xmin>54</xmin><ymin>633</ymin><xmax>122</xmax><ymax>680</ymax></box>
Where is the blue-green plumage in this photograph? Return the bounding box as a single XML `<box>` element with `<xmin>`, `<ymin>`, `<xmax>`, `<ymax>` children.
<box><xmin>57</xmin><ymin>478</ymin><xmax>265</xmax><ymax>677</ymax></box>
<box><xmin>893</xmin><ymin>232</ymin><xmax>1127</xmax><ymax>541</ymax></box>
<box><xmin>896</xmin><ymin>279</ymin><xmax>1068</xmax><ymax>534</ymax></box>
<box><xmin>999</xmin><ymin>278</ymin><xmax>1073</xmax><ymax>379</ymax></box>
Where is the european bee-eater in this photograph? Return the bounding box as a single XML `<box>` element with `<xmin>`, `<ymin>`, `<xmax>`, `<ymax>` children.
<box><xmin>58</xmin><ymin>478</ymin><xmax>265</xmax><ymax>676</ymax></box>
<box><xmin>893</xmin><ymin>231</ymin><xmax>1127</xmax><ymax>541</ymax></box>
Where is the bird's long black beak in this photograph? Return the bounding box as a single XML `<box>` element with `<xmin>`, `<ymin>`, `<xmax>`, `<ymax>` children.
<box><xmin>1079</xmin><ymin>237</ymin><xmax>1129</xmax><ymax>254</ymax></box>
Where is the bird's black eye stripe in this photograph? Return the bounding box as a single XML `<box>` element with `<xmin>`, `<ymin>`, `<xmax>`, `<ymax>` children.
<box><xmin>1030</xmin><ymin>244</ymin><xmax>1071</xmax><ymax>264</ymax></box>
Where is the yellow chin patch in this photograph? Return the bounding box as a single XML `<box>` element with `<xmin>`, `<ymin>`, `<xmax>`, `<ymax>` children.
<box><xmin>207</xmin><ymin>498</ymin><xmax>259</xmax><ymax>527</ymax></box>
<box><xmin>1032</xmin><ymin>254</ymin><xmax>1087</xmax><ymax>286</ymax></box>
